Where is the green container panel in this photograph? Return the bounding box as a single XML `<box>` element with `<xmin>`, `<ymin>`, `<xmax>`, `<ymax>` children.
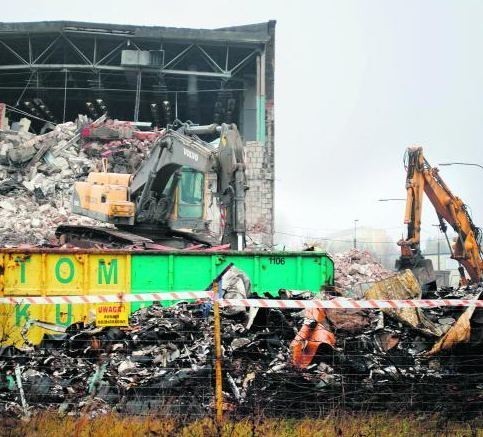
<box><xmin>130</xmin><ymin>252</ymin><xmax>334</xmax><ymax>310</ymax></box>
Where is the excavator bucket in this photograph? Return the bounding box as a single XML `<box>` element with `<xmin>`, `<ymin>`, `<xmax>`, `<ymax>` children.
<box><xmin>290</xmin><ymin>308</ymin><xmax>336</xmax><ymax>369</ymax></box>
<box><xmin>395</xmin><ymin>257</ymin><xmax>436</xmax><ymax>291</ymax></box>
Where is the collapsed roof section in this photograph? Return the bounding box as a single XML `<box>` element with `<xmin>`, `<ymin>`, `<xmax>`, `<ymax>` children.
<box><xmin>0</xmin><ymin>20</ymin><xmax>275</xmax><ymax>141</ymax></box>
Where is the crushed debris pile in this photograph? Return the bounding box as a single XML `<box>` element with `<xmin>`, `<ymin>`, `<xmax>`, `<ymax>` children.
<box><xmin>0</xmin><ymin>119</ymin><xmax>161</xmax><ymax>246</ymax></box>
<box><xmin>0</xmin><ymin>284</ymin><xmax>481</xmax><ymax>418</ymax></box>
<box><xmin>80</xmin><ymin>119</ymin><xmax>161</xmax><ymax>173</ymax></box>
<box><xmin>0</xmin><ymin>305</ymin><xmax>213</xmax><ymax>417</ymax></box>
<box><xmin>332</xmin><ymin>249</ymin><xmax>393</xmax><ymax>294</ymax></box>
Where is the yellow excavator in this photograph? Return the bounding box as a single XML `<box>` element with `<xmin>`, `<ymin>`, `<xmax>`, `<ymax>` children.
<box><xmin>56</xmin><ymin>122</ymin><xmax>247</xmax><ymax>249</ymax></box>
<box><xmin>290</xmin><ymin>146</ymin><xmax>483</xmax><ymax>370</ymax></box>
<box><xmin>396</xmin><ymin>145</ymin><xmax>483</xmax><ymax>288</ymax></box>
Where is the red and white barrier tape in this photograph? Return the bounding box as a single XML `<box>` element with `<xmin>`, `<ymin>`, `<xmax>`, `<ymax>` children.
<box><xmin>0</xmin><ymin>293</ymin><xmax>480</xmax><ymax>308</ymax></box>
<box><xmin>218</xmin><ymin>298</ymin><xmax>482</xmax><ymax>309</ymax></box>
<box><xmin>0</xmin><ymin>291</ymin><xmax>211</xmax><ymax>305</ymax></box>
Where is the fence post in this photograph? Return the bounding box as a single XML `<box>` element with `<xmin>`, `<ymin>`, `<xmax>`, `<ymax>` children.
<box><xmin>213</xmin><ymin>280</ymin><xmax>223</xmax><ymax>424</ymax></box>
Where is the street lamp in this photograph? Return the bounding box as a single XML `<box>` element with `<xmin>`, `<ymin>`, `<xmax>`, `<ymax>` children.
<box><xmin>353</xmin><ymin>219</ymin><xmax>359</xmax><ymax>249</ymax></box>
<box><xmin>438</xmin><ymin>162</ymin><xmax>483</xmax><ymax>170</ymax></box>
<box><xmin>431</xmin><ymin>224</ymin><xmax>442</xmax><ymax>271</ymax></box>
<box><xmin>377</xmin><ymin>198</ymin><xmax>406</xmax><ymax>202</ymax></box>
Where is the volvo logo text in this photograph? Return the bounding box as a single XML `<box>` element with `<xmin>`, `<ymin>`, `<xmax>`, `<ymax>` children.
<box><xmin>183</xmin><ymin>148</ymin><xmax>199</xmax><ymax>161</ymax></box>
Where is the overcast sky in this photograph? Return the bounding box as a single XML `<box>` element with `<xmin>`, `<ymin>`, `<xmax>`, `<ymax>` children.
<box><xmin>3</xmin><ymin>1</ymin><xmax>483</xmax><ymax>248</ymax></box>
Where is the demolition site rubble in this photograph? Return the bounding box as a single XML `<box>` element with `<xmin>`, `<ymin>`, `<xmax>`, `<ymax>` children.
<box><xmin>0</xmin><ymin>118</ymin><xmax>161</xmax><ymax>246</ymax></box>
<box><xmin>331</xmin><ymin>249</ymin><xmax>394</xmax><ymax>294</ymax></box>
<box><xmin>0</xmin><ymin>261</ymin><xmax>481</xmax><ymax>419</ymax></box>
<box><xmin>0</xmin><ymin>115</ymin><xmax>481</xmax><ymax>420</ymax></box>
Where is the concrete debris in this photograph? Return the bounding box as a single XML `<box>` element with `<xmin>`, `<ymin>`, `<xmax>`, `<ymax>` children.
<box><xmin>0</xmin><ymin>118</ymin><xmax>161</xmax><ymax>246</ymax></box>
<box><xmin>221</xmin><ymin>266</ymin><xmax>251</xmax><ymax>315</ymax></box>
<box><xmin>7</xmin><ymin>145</ymin><xmax>36</xmax><ymax>164</ymax></box>
<box><xmin>331</xmin><ymin>249</ymin><xmax>394</xmax><ymax>295</ymax></box>
<box><xmin>80</xmin><ymin>119</ymin><xmax>162</xmax><ymax>174</ymax></box>
<box><xmin>364</xmin><ymin>270</ymin><xmax>445</xmax><ymax>337</ymax></box>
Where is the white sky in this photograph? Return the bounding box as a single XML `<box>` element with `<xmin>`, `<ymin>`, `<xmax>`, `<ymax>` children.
<box><xmin>3</xmin><ymin>0</ymin><xmax>483</xmax><ymax>248</ymax></box>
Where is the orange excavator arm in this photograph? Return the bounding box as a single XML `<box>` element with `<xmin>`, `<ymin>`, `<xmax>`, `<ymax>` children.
<box><xmin>400</xmin><ymin>146</ymin><xmax>426</xmax><ymax>250</ymax></box>
<box><xmin>397</xmin><ymin>146</ymin><xmax>483</xmax><ymax>284</ymax></box>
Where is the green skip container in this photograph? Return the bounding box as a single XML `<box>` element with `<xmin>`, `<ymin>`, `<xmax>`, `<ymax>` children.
<box><xmin>0</xmin><ymin>249</ymin><xmax>334</xmax><ymax>345</ymax></box>
<box><xmin>130</xmin><ymin>251</ymin><xmax>335</xmax><ymax>309</ymax></box>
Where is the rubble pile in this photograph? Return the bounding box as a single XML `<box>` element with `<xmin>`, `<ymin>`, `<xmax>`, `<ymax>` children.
<box><xmin>80</xmin><ymin>119</ymin><xmax>161</xmax><ymax>173</ymax></box>
<box><xmin>0</xmin><ymin>286</ymin><xmax>481</xmax><ymax>418</ymax></box>
<box><xmin>0</xmin><ymin>305</ymin><xmax>214</xmax><ymax>417</ymax></box>
<box><xmin>332</xmin><ymin>249</ymin><xmax>393</xmax><ymax>293</ymax></box>
<box><xmin>0</xmin><ymin>122</ymin><xmax>97</xmax><ymax>245</ymax></box>
<box><xmin>0</xmin><ymin>119</ymin><xmax>161</xmax><ymax>246</ymax></box>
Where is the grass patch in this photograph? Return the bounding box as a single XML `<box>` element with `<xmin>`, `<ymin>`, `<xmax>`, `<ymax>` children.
<box><xmin>0</xmin><ymin>412</ymin><xmax>481</xmax><ymax>436</ymax></box>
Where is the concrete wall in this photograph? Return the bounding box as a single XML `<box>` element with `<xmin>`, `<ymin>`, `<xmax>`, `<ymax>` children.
<box><xmin>244</xmin><ymin>20</ymin><xmax>276</xmax><ymax>249</ymax></box>
<box><xmin>245</xmin><ymin>141</ymin><xmax>274</xmax><ymax>248</ymax></box>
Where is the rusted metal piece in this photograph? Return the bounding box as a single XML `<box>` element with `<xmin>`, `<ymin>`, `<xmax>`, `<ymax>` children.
<box><xmin>375</xmin><ymin>332</ymin><xmax>400</xmax><ymax>352</ymax></box>
<box><xmin>427</xmin><ymin>292</ymin><xmax>482</xmax><ymax>355</ymax></box>
<box><xmin>326</xmin><ymin>309</ymin><xmax>371</xmax><ymax>333</ymax></box>
<box><xmin>290</xmin><ymin>308</ymin><xmax>336</xmax><ymax>369</ymax></box>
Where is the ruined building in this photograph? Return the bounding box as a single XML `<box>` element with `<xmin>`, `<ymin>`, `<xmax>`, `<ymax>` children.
<box><xmin>0</xmin><ymin>21</ymin><xmax>275</xmax><ymax>246</ymax></box>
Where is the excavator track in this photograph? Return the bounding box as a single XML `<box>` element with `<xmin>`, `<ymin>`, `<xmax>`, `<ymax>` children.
<box><xmin>56</xmin><ymin>225</ymin><xmax>154</xmax><ymax>248</ymax></box>
<box><xmin>55</xmin><ymin>224</ymin><xmax>218</xmax><ymax>249</ymax></box>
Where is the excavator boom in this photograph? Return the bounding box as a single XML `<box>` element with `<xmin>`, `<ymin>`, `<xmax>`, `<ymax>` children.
<box><xmin>397</xmin><ymin>146</ymin><xmax>483</xmax><ymax>285</ymax></box>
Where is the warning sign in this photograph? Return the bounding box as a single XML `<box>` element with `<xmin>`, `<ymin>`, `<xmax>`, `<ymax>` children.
<box><xmin>95</xmin><ymin>303</ymin><xmax>129</xmax><ymax>327</ymax></box>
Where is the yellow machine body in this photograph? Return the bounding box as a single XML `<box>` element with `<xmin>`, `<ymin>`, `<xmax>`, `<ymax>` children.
<box><xmin>72</xmin><ymin>172</ymin><xmax>136</xmax><ymax>225</ymax></box>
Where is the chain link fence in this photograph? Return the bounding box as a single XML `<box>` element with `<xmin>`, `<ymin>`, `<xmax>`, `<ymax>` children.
<box><xmin>0</xmin><ymin>298</ymin><xmax>482</xmax><ymax>420</ymax></box>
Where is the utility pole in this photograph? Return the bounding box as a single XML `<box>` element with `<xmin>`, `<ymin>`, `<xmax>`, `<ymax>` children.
<box><xmin>432</xmin><ymin>224</ymin><xmax>442</xmax><ymax>271</ymax></box>
<box><xmin>353</xmin><ymin>219</ymin><xmax>359</xmax><ymax>249</ymax></box>
<box><xmin>437</xmin><ymin>236</ymin><xmax>441</xmax><ymax>270</ymax></box>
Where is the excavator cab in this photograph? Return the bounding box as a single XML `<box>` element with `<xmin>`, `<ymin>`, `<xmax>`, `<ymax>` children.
<box><xmin>62</xmin><ymin>122</ymin><xmax>246</xmax><ymax>249</ymax></box>
<box><xmin>177</xmin><ymin>168</ymin><xmax>205</xmax><ymax>219</ymax></box>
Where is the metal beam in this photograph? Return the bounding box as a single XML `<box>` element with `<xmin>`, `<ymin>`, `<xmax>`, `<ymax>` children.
<box><xmin>0</xmin><ymin>63</ymin><xmax>232</xmax><ymax>78</ymax></box>
<box><xmin>163</xmin><ymin>44</ymin><xmax>194</xmax><ymax>69</ymax></box>
<box><xmin>143</xmin><ymin>67</ymin><xmax>232</xmax><ymax>78</ymax></box>
<box><xmin>0</xmin><ymin>85</ymin><xmax>246</xmax><ymax>94</ymax></box>
<box><xmin>93</xmin><ymin>37</ymin><xmax>97</xmax><ymax>64</ymax></box>
<box><xmin>197</xmin><ymin>45</ymin><xmax>224</xmax><ymax>73</ymax></box>
<box><xmin>0</xmin><ymin>39</ymin><xmax>29</xmax><ymax>65</ymax></box>
<box><xmin>61</xmin><ymin>33</ymin><xmax>92</xmax><ymax>65</ymax></box>
<box><xmin>133</xmin><ymin>69</ymin><xmax>142</xmax><ymax>121</ymax></box>
<box><xmin>33</xmin><ymin>35</ymin><xmax>61</xmax><ymax>64</ymax></box>
<box><xmin>28</xmin><ymin>35</ymin><xmax>32</xmax><ymax>64</ymax></box>
<box><xmin>95</xmin><ymin>40</ymin><xmax>125</xmax><ymax>66</ymax></box>
<box><xmin>230</xmin><ymin>49</ymin><xmax>258</xmax><ymax>76</ymax></box>
<box><xmin>63</xmin><ymin>69</ymin><xmax>68</xmax><ymax>122</ymax></box>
